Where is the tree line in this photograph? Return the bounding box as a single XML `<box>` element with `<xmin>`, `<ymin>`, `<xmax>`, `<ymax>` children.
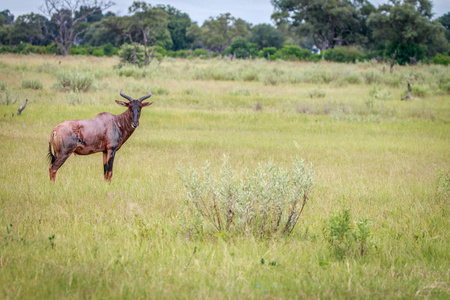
<box><xmin>0</xmin><ymin>0</ymin><xmax>449</xmax><ymax>65</ymax></box>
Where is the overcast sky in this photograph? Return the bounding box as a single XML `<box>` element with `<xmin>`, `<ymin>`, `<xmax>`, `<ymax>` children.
<box><xmin>2</xmin><ymin>0</ymin><xmax>449</xmax><ymax>25</ymax></box>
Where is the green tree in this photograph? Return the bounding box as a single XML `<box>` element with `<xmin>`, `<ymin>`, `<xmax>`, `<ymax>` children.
<box><xmin>39</xmin><ymin>0</ymin><xmax>114</xmax><ymax>56</ymax></box>
<box><xmin>8</xmin><ymin>13</ymin><xmax>55</xmax><ymax>46</ymax></box>
<box><xmin>248</xmin><ymin>23</ymin><xmax>285</xmax><ymax>49</ymax></box>
<box><xmin>272</xmin><ymin>0</ymin><xmax>371</xmax><ymax>58</ymax></box>
<box><xmin>367</xmin><ymin>0</ymin><xmax>446</xmax><ymax>64</ymax></box>
<box><xmin>186</xmin><ymin>23</ymin><xmax>203</xmax><ymax>49</ymax></box>
<box><xmin>122</xmin><ymin>1</ymin><xmax>171</xmax><ymax>66</ymax></box>
<box><xmin>437</xmin><ymin>12</ymin><xmax>450</xmax><ymax>45</ymax></box>
<box><xmin>224</xmin><ymin>39</ymin><xmax>258</xmax><ymax>58</ymax></box>
<box><xmin>201</xmin><ymin>13</ymin><xmax>251</xmax><ymax>53</ymax></box>
<box><xmin>0</xmin><ymin>10</ymin><xmax>14</xmax><ymax>26</ymax></box>
<box><xmin>158</xmin><ymin>5</ymin><xmax>193</xmax><ymax>51</ymax></box>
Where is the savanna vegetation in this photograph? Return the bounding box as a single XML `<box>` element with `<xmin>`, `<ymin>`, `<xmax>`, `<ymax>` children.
<box><xmin>0</xmin><ymin>53</ymin><xmax>449</xmax><ymax>298</ymax></box>
<box><xmin>0</xmin><ymin>0</ymin><xmax>449</xmax><ymax>65</ymax></box>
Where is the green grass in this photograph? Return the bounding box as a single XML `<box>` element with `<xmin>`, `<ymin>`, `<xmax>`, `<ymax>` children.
<box><xmin>0</xmin><ymin>54</ymin><xmax>449</xmax><ymax>299</ymax></box>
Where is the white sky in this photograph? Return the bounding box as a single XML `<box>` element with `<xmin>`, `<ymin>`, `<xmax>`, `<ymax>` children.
<box><xmin>1</xmin><ymin>0</ymin><xmax>449</xmax><ymax>25</ymax></box>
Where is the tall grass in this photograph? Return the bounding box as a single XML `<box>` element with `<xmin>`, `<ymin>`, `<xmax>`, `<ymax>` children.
<box><xmin>0</xmin><ymin>54</ymin><xmax>449</xmax><ymax>299</ymax></box>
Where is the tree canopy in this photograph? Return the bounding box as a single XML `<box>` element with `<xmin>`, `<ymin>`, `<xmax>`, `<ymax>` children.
<box><xmin>0</xmin><ymin>0</ymin><xmax>448</xmax><ymax>63</ymax></box>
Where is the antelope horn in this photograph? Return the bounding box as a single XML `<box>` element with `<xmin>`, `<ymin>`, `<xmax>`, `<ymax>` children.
<box><xmin>138</xmin><ymin>90</ymin><xmax>152</xmax><ymax>102</ymax></box>
<box><xmin>119</xmin><ymin>89</ymin><xmax>133</xmax><ymax>102</ymax></box>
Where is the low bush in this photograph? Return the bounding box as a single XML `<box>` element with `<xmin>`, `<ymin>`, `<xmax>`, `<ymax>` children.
<box><xmin>431</xmin><ymin>53</ymin><xmax>450</xmax><ymax>66</ymax></box>
<box><xmin>0</xmin><ymin>81</ymin><xmax>8</xmax><ymax>91</ymax></box>
<box><xmin>178</xmin><ymin>157</ymin><xmax>314</xmax><ymax>239</ymax></box>
<box><xmin>69</xmin><ymin>45</ymin><xmax>90</xmax><ymax>55</ymax></box>
<box><xmin>21</xmin><ymin>79</ymin><xmax>43</xmax><ymax>90</ymax></box>
<box><xmin>275</xmin><ymin>45</ymin><xmax>311</xmax><ymax>61</ymax></box>
<box><xmin>324</xmin><ymin>46</ymin><xmax>364</xmax><ymax>63</ymax></box>
<box><xmin>92</xmin><ymin>48</ymin><xmax>104</xmax><ymax>57</ymax></box>
<box><xmin>324</xmin><ymin>207</ymin><xmax>372</xmax><ymax>258</ymax></box>
<box><xmin>119</xmin><ymin>44</ymin><xmax>145</xmax><ymax>67</ymax></box>
<box><xmin>306</xmin><ymin>88</ymin><xmax>326</xmax><ymax>98</ymax></box>
<box><xmin>259</xmin><ymin>47</ymin><xmax>277</xmax><ymax>60</ymax></box>
<box><xmin>54</xmin><ymin>70</ymin><xmax>94</xmax><ymax>92</ymax></box>
<box><xmin>103</xmin><ymin>43</ymin><xmax>119</xmax><ymax>56</ymax></box>
<box><xmin>193</xmin><ymin>48</ymin><xmax>210</xmax><ymax>59</ymax></box>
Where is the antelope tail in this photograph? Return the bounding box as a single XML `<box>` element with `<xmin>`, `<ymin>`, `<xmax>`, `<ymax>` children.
<box><xmin>47</xmin><ymin>142</ymin><xmax>56</xmax><ymax>165</ymax></box>
<box><xmin>47</xmin><ymin>131</ymin><xmax>57</xmax><ymax>165</ymax></box>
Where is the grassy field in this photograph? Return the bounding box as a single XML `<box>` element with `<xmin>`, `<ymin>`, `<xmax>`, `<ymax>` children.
<box><xmin>0</xmin><ymin>53</ymin><xmax>449</xmax><ymax>299</ymax></box>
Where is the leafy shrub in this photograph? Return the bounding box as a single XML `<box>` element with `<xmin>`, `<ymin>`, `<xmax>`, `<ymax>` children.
<box><xmin>369</xmin><ymin>85</ymin><xmax>392</xmax><ymax>100</ymax></box>
<box><xmin>178</xmin><ymin>157</ymin><xmax>314</xmax><ymax>239</ymax></box>
<box><xmin>193</xmin><ymin>48</ymin><xmax>210</xmax><ymax>59</ymax></box>
<box><xmin>35</xmin><ymin>62</ymin><xmax>58</xmax><ymax>73</ymax></box>
<box><xmin>119</xmin><ymin>44</ymin><xmax>145</xmax><ymax>67</ymax></box>
<box><xmin>92</xmin><ymin>48</ymin><xmax>104</xmax><ymax>57</ymax></box>
<box><xmin>324</xmin><ymin>46</ymin><xmax>364</xmax><ymax>63</ymax></box>
<box><xmin>65</xmin><ymin>90</ymin><xmax>82</xmax><ymax>105</ymax></box>
<box><xmin>0</xmin><ymin>90</ymin><xmax>17</xmax><ymax>105</ymax></box>
<box><xmin>385</xmin><ymin>42</ymin><xmax>425</xmax><ymax>65</ymax></box>
<box><xmin>21</xmin><ymin>79</ymin><xmax>43</xmax><ymax>90</ymax></box>
<box><xmin>0</xmin><ymin>81</ymin><xmax>7</xmax><ymax>91</ymax></box>
<box><xmin>361</xmin><ymin>70</ymin><xmax>382</xmax><ymax>84</ymax></box>
<box><xmin>309</xmin><ymin>54</ymin><xmax>322</xmax><ymax>62</ymax></box>
<box><xmin>229</xmin><ymin>88</ymin><xmax>251</xmax><ymax>96</ymax></box>
<box><xmin>325</xmin><ymin>207</ymin><xmax>372</xmax><ymax>258</ymax></box>
<box><xmin>54</xmin><ymin>71</ymin><xmax>94</xmax><ymax>92</ymax></box>
<box><xmin>152</xmin><ymin>86</ymin><xmax>169</xmax><ymax>95</ymax></box>
<box><xmin>343</xmin><ymin>74</ymin><xmax>362</xmax><ymax>84</ymax></box>
<box><xmin>103</xmin><ymin>43</ymin><xmax>119</xmax><ymax>56</ymax></box>
<box><xmin>410</xmin><ymin>85</ymin><xmax>430</xmax><ymax>97</ymax></box>
<box><xmin>259</xmin><ymin>47</ymin><xmax>277</xmax><ymax>59</ymax></box>
<box><xmin>276</xmin><ymin>45</ymin><xmax>311</xmax><ymax>61</ymax></box>
<box><xmin>175</xmin><ymin>50</ymin><xmax>189</xmax><ymax>58</ymax></box>
<box><xmin>438</xmin><ymin>78</ymin><xmax>450</xmax><ymax>94</ymax></box>
<box><xmin>44</xmin><ymin>43</ymin><xmax>58</xmax><ymax>55</ymax></box>
<box><xmin>11</xmin><ymin>43</ymin><xmax>44</xmax><ymax>54</ymax></box>
<box><xmin>224</xmin><ymin>39</ymin><xmax>258</xmax><ymax>59</ymax></box>
<box><xmin>69</xmin><ymin>45</ymin><xmax>89</xmax><ymax>55</ymax></box>
<box><xmin>306</xmin><ymin>88</ymin><xmax>326</xmax><ymax>98</ymax></box>
<box><xmin>431</xmin><ymin>54</ymin><xmax>450</xmax><ymax>66</ymax></box>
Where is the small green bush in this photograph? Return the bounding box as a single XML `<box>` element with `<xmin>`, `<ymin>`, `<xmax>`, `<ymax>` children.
<box><xmin>431</xmin><ymin>54</ymin><xmax>450</xmax><ymax>66</ymax></box>
<box><xmin>306</xmin><ymin>88</ymin><xmax>326</xmax><ymax>98</ymax></box>
<box><xmin>0</xmin><ymin>81</ymin><xmax>8</xmax><ymax>91</ymax></box>
<box><xmin>119</xmin><ymin>44</ymin><xmax>145</xmax><ymax>67</ymax></box>
<box><xmin>54</xmin><ymin>71</ymin><xmax>94</xmax><ymax>92</ymax></box>
<box><xmin>325</xmin><ymin>47</ymin><xmax>364</xmax><ymax>63</ymax></box>
<box><xmin>410</xmin><ymin>85</ymin><xmax>430</xmax><ymax>97</ymax></box>
<box><xmin>193</xmin><ymin>48</ymin><xmax>210</xmax><ymax>59</ymax></box>
<box><xmin>103</xmin><ymin>43</ymin><xmax>119</xmax><ymax>56</ymax></box>
<box><xmin>259</xmin><ymin>47</ymin><xmax>277</xmax><ymax>60</ymax></box>
<box><xmin>21</xmin><ymin>79</ymin><xmax>43</xmax><ymax>90</ymax></box>
<box><xmin>35</xmin><ymin>62</ymin><xmax>58</xmax><ymax>73</ymax></box>
<box><xmin>69</xmin><ymin>46</ymin><xmax>89</xmax><ymax>56</ymax></box>
<box><xmin>92</xmin><ymin>48</ymin><xmax>104</xmax><ymax>57</ymax></box>
<box><xmin>0</xmin><ymin>90</ymin><xmax>17</xmax><ymax>105</ymax></box>
<box><xmin>178</xmin><ymin>157</ymin><xmax>314</xmax><ymax>239</ymax></box>
<box><xmin>276</xmin><ymin>45</ymin><xmax>311</xmax><ymax>61</ymax></box>
<box><xmin>325</xmin><ymin>207</ymin><xmax>372</xmax><ymax>258</ymax></box>
<box><xmin>369</xmin><ymin>85</ymin><xmax>392</xmax><ymax>100</ymax></box>
<box><xmin>175</xmin><ymin>50</ymin><xmax>189</xmax><ymax>58</ymax></box>
<box><xmin>152</xmin><ymin>86</ymin><xmax>169</xmax><ymax>95</ymax></box>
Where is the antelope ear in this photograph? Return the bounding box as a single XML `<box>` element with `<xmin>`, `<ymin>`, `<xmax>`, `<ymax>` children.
<box><xmin>142</xmin><ymin>102</ymin><xmax>153</xmax><ymax>107</ymax></box>
<box><xmin>115</xmin><ymin>100</ymin><xmax>128</xmax><ymax>107</ymax></box>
